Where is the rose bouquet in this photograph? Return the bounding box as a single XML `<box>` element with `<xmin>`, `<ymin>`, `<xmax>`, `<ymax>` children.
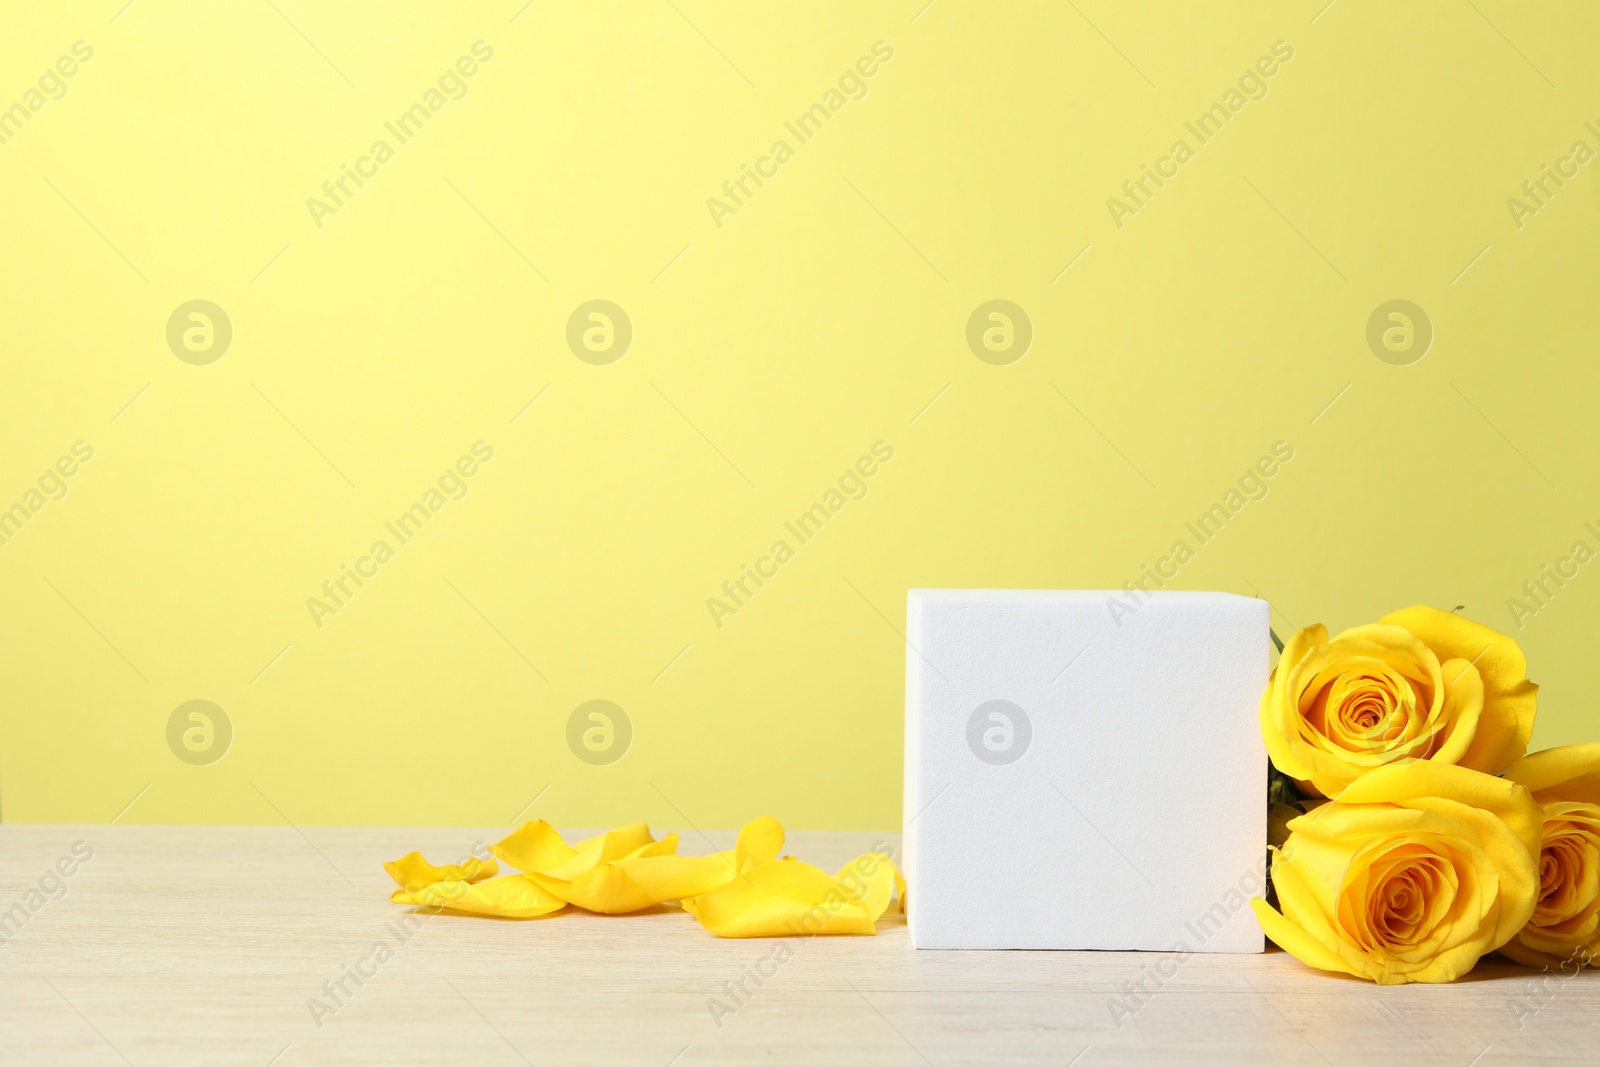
<box><xmin>1251</xmin><ymin>605</ymin><xmax>1600</xmax><ymax>982</ymax></box>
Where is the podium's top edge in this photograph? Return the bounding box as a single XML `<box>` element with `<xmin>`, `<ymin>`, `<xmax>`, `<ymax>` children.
<box><xmin>905</xmin><ymin>589</ymin><xmax>1267</xmax><ymax>603</ymax></box>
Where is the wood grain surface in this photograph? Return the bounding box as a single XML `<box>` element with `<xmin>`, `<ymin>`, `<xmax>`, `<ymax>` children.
<box><xmin>1</xmin><ymin>824</ymin><xmax>1594</xmax><ymax>1065</ymax></box>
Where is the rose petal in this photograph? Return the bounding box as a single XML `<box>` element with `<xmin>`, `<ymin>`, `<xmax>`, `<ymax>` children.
<box><xmin>1380</xmin><ymin>605</ymin><xmax>1536</xmax><ymax>774</ymax></box>
<box><xmin>393</xmin><ymin>874</ymin><xmax>566</xmax><ymax>918</ymax></box>
<box><xmin>383</xmin><ymin>851</ymin><xmax>498</xmax><ymax>891</ymax></box>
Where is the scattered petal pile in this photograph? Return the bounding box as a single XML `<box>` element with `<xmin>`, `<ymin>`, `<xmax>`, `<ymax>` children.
<box><xmin>386</xmin><ymin>816</ymin><xmax>904</xmax><ymax>938</ymax></box>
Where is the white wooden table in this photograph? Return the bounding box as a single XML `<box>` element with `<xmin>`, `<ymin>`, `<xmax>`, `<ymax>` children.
<box><xmin>2</xmin><ymin>825</ymin><xmax>1594</xmax><ymax>1065</ymax></box>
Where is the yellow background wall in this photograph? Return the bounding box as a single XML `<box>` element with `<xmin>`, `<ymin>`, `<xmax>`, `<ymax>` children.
<box><xmin>2</xmin><ymin>1</ymin><xmax>1597</xmax><ymax>829</ymax></box>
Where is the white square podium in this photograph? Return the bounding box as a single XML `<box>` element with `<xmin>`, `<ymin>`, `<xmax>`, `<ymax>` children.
<box><xmin>903</xmin><ymin>590</ymin><xmax>1269</xmax><ymax>951</ymax></box>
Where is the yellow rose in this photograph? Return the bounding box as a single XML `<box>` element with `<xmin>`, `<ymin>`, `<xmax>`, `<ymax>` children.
<box><xmin>1503</xmin><ymin>743</ymin><xmax>1600</xmax><ymax>969</ymax></box>
<box><xmin>1250</xmin><ymin>762</ymin><xmax>1541</xmax><ymax>984</ymax></box>
<box><xmin>1261</xmin><ymin>605</ymin><xmax>1537</xmax><ymax>797</ymax></box>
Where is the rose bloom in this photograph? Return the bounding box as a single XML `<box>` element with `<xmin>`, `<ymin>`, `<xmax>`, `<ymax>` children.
<box><xmin>1503</xmin><ymin>743</ymin><xmax>1600</xmax><ymax>969</ymax></box>
<box><xmin>1261</xmin><ymin>605</ymin><xmax>1537</xmax><ymax>797</ymax></box>
<box><xmin>1251</xmin><ymin>762</ymin><xmax>1541</xmax><ymax>984</ymax></box>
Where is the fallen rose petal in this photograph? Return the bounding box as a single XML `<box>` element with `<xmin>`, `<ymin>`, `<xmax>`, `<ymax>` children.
<box><xmin>383</xmin><ymin>851</ymin><xmax>498</xmax><ymax>892</ymax></box>
<box><xmin>686</xmin><ymin>849</ymin><xmax>905</xmax><ymax>938</ymax></box>
<box><xmin>394</xmin><ymin>874</ymin><xmax>566</xmax><ymax>919</ymax></box>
